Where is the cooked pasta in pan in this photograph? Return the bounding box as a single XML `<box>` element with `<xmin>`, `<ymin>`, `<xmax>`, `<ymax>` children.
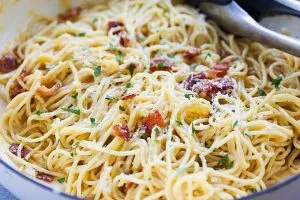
<box><xmin>0</xmin><ymin>0</ymin><xmax>299</xmax><ymax>199</ymax></box>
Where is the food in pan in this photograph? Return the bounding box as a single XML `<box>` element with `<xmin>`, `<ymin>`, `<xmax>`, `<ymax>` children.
<box><xmin>0</xmin><ymin>0</ymin><xmax>299</xmax><ymax>199</ymax></box>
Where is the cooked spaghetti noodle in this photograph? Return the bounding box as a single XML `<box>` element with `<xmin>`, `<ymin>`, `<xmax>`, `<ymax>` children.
<box><xmin>0</xmin><ymin>0</ymin><xmax>300</xmax><ymax>199</ymax></box>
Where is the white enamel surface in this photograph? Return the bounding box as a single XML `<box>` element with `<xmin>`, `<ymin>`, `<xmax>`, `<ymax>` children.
<box><xmin>0</xmin><ymin>0</ymin><xmax>299</xmax><ymax>200</ymax></box>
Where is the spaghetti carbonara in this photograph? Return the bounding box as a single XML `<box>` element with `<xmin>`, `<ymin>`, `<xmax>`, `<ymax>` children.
<box><xmin>0</xmin><ymin>0</ymin><xmax>300</xmax><ymax>199</ymax></box>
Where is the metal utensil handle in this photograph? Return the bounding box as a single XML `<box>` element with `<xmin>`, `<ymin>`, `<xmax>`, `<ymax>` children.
<box><xmin>200</xmin><ymin>2</ymin><xmax>300</xmax><ymax>57</ymax></box>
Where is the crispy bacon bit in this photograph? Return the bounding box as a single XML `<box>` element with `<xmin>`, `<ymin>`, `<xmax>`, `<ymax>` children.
<box><xmin>37</xmin><ymin>82</ymin><xmax>62</xmax><ymax>96</ymax></box>
<box><xmin>150</xmin><ymin>58</ymin><xmax>173</xmax><ymax>72</ymax></box>
<box><xmin>125</xmin><ymin>182</ymin><xmax>136</xmax><ymax>190</ymax></box>
<box><xmin>20</xmin><ymin>68</ymin><xmax>30</xmax><ymax>81</ymax></box>
<box><xmin>206</xmin><ymin>63</ymin><xmax>230</xmax><ymax>78</ymax></box>
<box><xmin>0</xmin><ymin>54</ymin><xmax>18</xmax><ymax>73</ymax></box>
<box><xmin>121</xmin><ymin>94</ymin><xmax>136</xmax><ymax>100</ymax></box>
<box><xmin>57</xmin><ymin>7</ymin><xmax>82</xmax><ymax>22</ymax></box>
<box><xmin>142</xmin><ymin>110</ymin><xmax>164</xmax><ymax>134</ymax></box>
<box><xmin>9</xmin><ymin>143</ymin><xmax>30</xmax><ymax>158</ymax></box>
<box><xmin>9</xmin><ymin>81</ymin><xmax>25</xmax><ymax>99</ymax></box>
<box><xmin>108</xmin><ymin>21</ymin><xmax>124</xmax><ymax>32</ymax></box>
<box><xmin>36</xmin><ymin>171</ymin><xmax>54</xmax><ymax>183</ymax></box>
<box><xmin>184</xmin><ymin>73</ymin><xmax>234</xmax><ymax>98</ymax></box>
<box><xmin>120</xmin><ymin>32</ymin><xmax>131</xmax><ymax>47</ymax></box>
<box><xmin>113</xmin><ymin>124</ymin><xmax>131</xmax><ymax>141</ymax></box>
<box><xmin>183</xmin><ymin>48</ymin><xmax>202</xmax><ymax>60</ymax></box>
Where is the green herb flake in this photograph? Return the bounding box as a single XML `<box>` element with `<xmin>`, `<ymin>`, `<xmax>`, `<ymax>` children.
<box><xmin>245</xmin><ymin>133</ymin><xmax>251</xmax><ymax>139</ymax></box>
<box><xmin>119</xmin><ymin>106</ymin><xmax>125</xmax><ymax>111</ymax></box>
<box><xmin>175</xmin><ymin>120</ymin><xmax>183</xmax><ymax>126</ymax></box>
<box><xmin>125</xmin><ymin>82</ymin><xmax>131</xmax><ymax>88</ymax></box>
<box><xmin>192</xmin><ymin>122</ymin><xmax>196</xmax><ymax>134</ymax></box>
<box><xmin>92</xmin><ymin>18</ymin><xmax>98</xmax><ymax>24</ymax></box>
<box><xmin>233</xmin><ymin>120</ymin><xmax>238</xmax><ymax>128</ymax></box>
<box><xmin>184</xmin><ymin>94</ymin><xmax>193</xmax><ymax>100</ymax></box>
<box><xmin>205</xmin><ymin>53</ymin><xmax>212</xmax><ymax>60</ymax></box>
<box><xmin>167</xmin><ymin>54</ymin><xmax>175</xmax><ymax>58</ymax></box>
<box><xmin>232</xmin><ymin>109</ymin><xmax>235</xmax><ymax>113</ymax></box>
<box><xmin>128</xmin><ymin>63</ymin><xmax>135</xmax><ymax>77</ymax></box>
<box><xmin>154</xmin><ymin>139</ymin><xmax>160</xmax><ymax>143</ymax></box>
<box><xmin>78</xmin><ymin>32</ymin><xmax>86</xmax><ymax>37</ymax></box>
<box><xmin>94</xmin><ymin>66</ymin><xmax>101</xmax><ymax>77</ymax></box>
<box><xmin>249</xmin><ymin>188</ymin><xmax>257</xmax><ymax>193</ymax></box>
<box><xmin>154</xmin><ymin>127</ymin><xmax>160</xmax><ymax>134</ymax></box>
<box><xmin>108</xmin><ymin>43</ymin><xmax>117</xmax><ymax>51</ymax></box>
<box><xmin>70</xmin><ymin>152</ymin><xmax>74</xmax><ymax>157</ymax></box>
<box><xmin>157</xmin><ymin>62</ymin><xmax>165</xmax><ymax>68</ymax></box>
<box><xmin>105</xmin><ymin>95</ymin><xmax>114</xmax><ymax>101</ymax></box>
<box><xmin>257</xmin><ymin>88</ymin><xmax>267</xmax><ymax>96</ymax></box>
<box><xmin>116</xmin><ymin>54</ymin><xmax>123</xmax><ymax>64</ymax></box>
<box><xmin>62</xmin><ymin>108</ymin><xmax>80</xmax><ymax>115</ymax></box>
<box><xmin>71</xmin><ymin>92</ymin><xmax>78</xmax><ymax>100</ymax></box>
<box><xmin>57</xmin><ymin>177</ymin><xmax>65</xmax><ymax>183</ymax></box>
<box><xmin>229</xmin><ymin>160</ymin><xmax>235</xmax><ymax>169</ymax></box>
<box><xmin>36</xmin><ymin>109</ymin><xmax>43</xmax><ymax>116</ymax></box>
<box><xmin>190</xmin><ymin>65</ymin><xmax>198</xmax><ymax>71</ymax></box>
<box><xmin>218</xmin><ymin>154</ymin><xmax>229</xmax><ymax>166</ymax></box>
<box><xmin>90</xmin><ymin>118</ymin><xmax>96</xmax><ymax>125</ymax></box>
<box><xmin>176</xmin><ymin>166</ymin><xmax>186</xmax><ymax>175</ymax></box>
<box><xmin>271</xmin><ymin>76</ymin><xmax>283</xmax><ymax>89</ymax></box>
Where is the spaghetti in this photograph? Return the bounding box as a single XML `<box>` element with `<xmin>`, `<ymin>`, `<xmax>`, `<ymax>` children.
<box><xmin>0</xmin><ymin>0</ymin><xmax>300</xmax><ymax>199</ymax></box>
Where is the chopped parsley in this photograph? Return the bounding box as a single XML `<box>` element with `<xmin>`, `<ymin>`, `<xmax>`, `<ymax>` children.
<box><xmin>205</xmin><ymin>53</ymin><xmax>212</xmax><ymax>60</ymax></box>
<box><xmin>108</xmin><ymin>43</ymin><xmax>117</xmax><ymax>51</ymax></box>
<box><xmin>100</xmin><ymin>56</ymin><xmax>107</xmax><ymax>60</ymax></box>
<box><xmin>119</xmin><ymin>106</ymin><xmax>125</xmax><ymax>111</ymax></box>
<box><xmin>94</xmin><ymin>66</ymin><xmax>101</xmax><ymax>77</ymax></box>
<box><xmin>128</xmin><ymin>63</ymin><xmax>135</xmax><ymax>77</ymax></box>
<box><xmin>257</xmin><ymin>88</ymin><xmax>266</xmax><ymax>96</ymax></box>
<box><xmin>157</xmin><ymin>62</ymin><xmax>165</xmax><ymax>68</ymax></box>
<box><xmin>249</xmin><ymin>188</ymin><xmax>257</xmax><ymax>193</ymax></box>
<box><xmin>92</xmin><ymin>18</ymin><xmax>98</xmax><ymax>24</ymax></box>
<box><xmin>190</xmin><ymin>65</ymin><xmax>198</xmax><ymax>71</ymax></box>
<box><xmin>57</xmin><ymin>177</ymin><xmax>65</xmax><ymax>183</ymax></box>
<box><xmin>36</xmin><ymin>109</ymin><xmax>43</xmax><ymax>116</ymax></box>
<box><xmin>232</xmin><ymin>109</ymin><xmax>235</xmax><ymax>113</ymax></box>
<box><xmin>218</xmin><ymin>154</ymin><xmax>229</xmax><ymax>167</ymax></box>
<box><xmin>62</xmin><ymin>108</ymin><xmax>80</xmax><ymax>115</ymax></box>
<box><xmin>105</xmin><ymin>95</ymin><xmax>114</xmax><ymax>101</ymax></box>
<box><xmin>167</xmin><ymin>53</ymin><xmax>175</xmax><ymax>58</ymax></box>
<box><xmin>70</xmin><ymin>152</ymin><xmax>74</xmax><ymax>157</ymax></box>
<box><xmin>229</xmin><ymin>160</ymin><xmax>235</xmax><ymax>169</ymax></box>
<box><xmin>271</xmin><ymin>76</ymin><xmax>283</xmax><ymax>89</ymax></box>
<box><xmin>192</xmin><ymin>122</ymin><xmax>196</xmax><ymax>134</ymax></box>
<box><xmin>90</xmin><ymin>118</ymin><xmax>96</xmax><ymax>125</ymax></box>
<box><xmin>154</xmin><ymin>127</ymin><xmax>160</xmax><ymax>134</ymax></box>
<box><xmin>116</xmin><ymin>54</ymin><xmax>123</xmax><ymax>64</ymax></box>
<box><xmin>175</xmin><ymin>120</ymin><xmax>183</xmax><ymax>126</ymax></box>
<box><xmin>125</xmin><ymin>82</ymin><xmax>131</xmax><ymax>88</ymax></box>
<box><xmin>245</xmin><ymin>133</ymin><xmax>251</xmax><ymax>138</ymax></box>
<box><xmin>233</xmin><ymin>120</ymin><xmax>238</xmax><ymax>128</ymax></box>
<box><xmin>71</xmin><ymin>92</ymin><xmax>78</xmax><ymax>100</ymax></box>
<box><xmin>184</xmin><ymin>93</ymin><xmax>193</xmax><ymax>100</ymax></box>
<box><xmin>78</xmin><ymin>32</ymin><xmax>86</xmax><ymax>37</ymax></box>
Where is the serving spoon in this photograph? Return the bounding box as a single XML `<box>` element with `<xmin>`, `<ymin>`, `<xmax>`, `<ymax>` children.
<box><xmin>186</xmin><ymin>0</ymin><xmax>300</xmax><ymax>57</ymax></box>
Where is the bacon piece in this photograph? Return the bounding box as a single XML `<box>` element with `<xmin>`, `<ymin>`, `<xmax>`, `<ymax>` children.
<box><xmin>9</xmin><ymin>81</ymin><xmax>25</xmax><ymax>99</ymax></box>
<box><xmin>184</xmin><ymin>73</ymin><xmax>234</xmax><ymax>98</ymax></box>
<box><xmin>120</xmin><ymin>32</ymin><xmax>131</xmax><ymax>47</ymax></box>
<box><xmin>36</xmin><ymin>171</ymin><xmax>54</xmax><ymax>183</ymax></box>
<box><xmin>9</xmin><ymin>143</ymin><xmax>30</xmax><ymax>158</ymax></box>
<box><xmin>142</xmin><ymin>110</ymin><xmax>164</xmax><ymax>134</ymax></box>
<box><xmin>113</xmin><ymin>124</ymin><xmax>131</xmax><ymax>141</ymax></box>
<box><xmin>150</xmin><ymin>58</ymin><xmax>172</xmax><ymax>72</ymax></box>
<box><xmin>125</xmin><ymin>182</ymin><xmax>136</xmax><ymax>190</ymax></box>
<box><xmin>0</xmin><ymin>54</ymin><xmax>18</xmax><ymax>73</ymax></box>
<box><xmin>207</xmin><ymin>63</ymin><xmax>230</xmax><ymax>78</ymax></box>
<box><xmin>37</xmin><ymin>82</ymin><xmax>62</xmax><ymax>96</ymax></box>
<box><xmin>183</xmin><ymin>48</ymin><xmax>201</xmax><ymax>60</ymax></box>
<box><xmin>20</xmin><ymin>68</ymin><xmax>30</xmax><ymax>81</ymax></box>
<box><xmin>108</xmin><ymin>21</ymin><xmax>124</xmax><ymax>35</ymax></box>
<box><xmin>57</xmin><ymin>7</ymin><xmax>82</xmax><ymax>22</ymax></box>
<box><xmin>121</xmin><ymin>94</ymin><xmax>136</xmax><ymax>100</ymax></box>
